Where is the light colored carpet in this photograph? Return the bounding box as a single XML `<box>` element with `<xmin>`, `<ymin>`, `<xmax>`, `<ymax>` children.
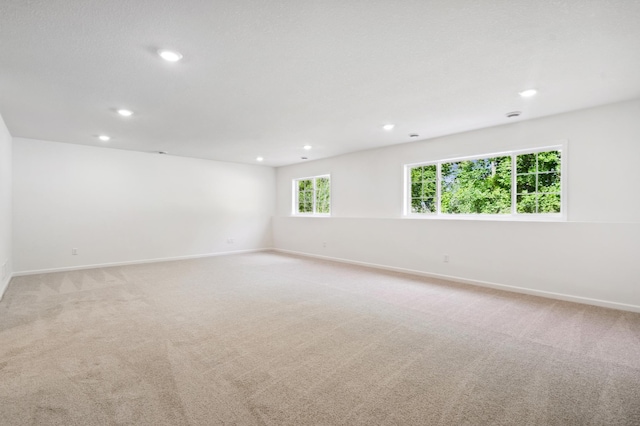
<box><xmin>0</xmin><ymin>251</ymin><xmax>639</xmax><ymax>425</ymax></box>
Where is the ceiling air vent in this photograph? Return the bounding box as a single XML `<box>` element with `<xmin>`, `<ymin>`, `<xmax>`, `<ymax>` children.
<box><xmin>506</xmin><ymin>111</ymin><xmax>522</xmax><ymax>118</ymax></box>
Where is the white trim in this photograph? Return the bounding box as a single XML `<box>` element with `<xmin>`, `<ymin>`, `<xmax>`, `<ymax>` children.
<box><xmin>402</xmin><ymin>213</ymin><xmax>563</xmax><ymax>222</ymax></box>
<box><xmin>12</xmin><ymin>248</ymin><xmax>270</xmax><ymax>277</ymax></box>
<box><xmin>271</xmin><ymin>248</ymin><xmax>640</xmax><ymax>314</ymax></box>
<box><xmin>0</xmin><ymin>273</ymin><xmax>12</xmax><ymax>302</ymax></box>
<box><xmin>405</xmin><ymin>143</ymin><xmax>567</xmax><ymax>167</ymax></box>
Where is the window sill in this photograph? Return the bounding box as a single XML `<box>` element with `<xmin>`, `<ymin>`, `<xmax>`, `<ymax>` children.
<box><xmin>403</xmin><ymin>214</ymin><xmax>566</xmax><ymax>222</ymax></box>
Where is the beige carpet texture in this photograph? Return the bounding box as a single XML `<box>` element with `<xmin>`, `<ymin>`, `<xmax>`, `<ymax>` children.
<box><xmin>0</xmin><ymin>251</ymin><xmax>639</xmax><ymax>425</ymax></box>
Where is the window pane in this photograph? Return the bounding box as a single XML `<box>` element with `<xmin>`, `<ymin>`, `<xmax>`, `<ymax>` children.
<box><xmin>517</xmin><ymin>153</ymin><xmax>536</xmax><ymax>174</ymax></box>
<box><xmin>299</xmin><ymin>201</ymin><xmax>313</xmax><ymax>213</ymax></box>
<box><xmin>517</xmin><ymin>174</ymin><xmax>536</xmax><ymax>193</ymax></box>
<box><xmin>517</xmin><ymin>194</ymin><xmax>537</xmax><ymax>213</ymax></box>
<box><xmin>315</xmin><ymin>177</ymin><xmax>330</xmax><ymax>214</ymax></box>
<box><xmin>317</xmin><ymin>200</ymin><xmax>330</xmax><ymax>214</ymax></box>
<box><xmin>440</xmin><ymin>156</ymin><xmax>511</xmax><ymax>214</ymax></box>
<box><xmin>538</xmin><ymin>193</ymin><xmax>561</xmax><ymax>213</ymax></box>
<box><xmin>411</xmin><ymin>198</ymin><xmax>424</xmax><ymax>213</ymax></box>
<box><xmin>421</xmin><ymin>165</ymin><xmax>437</xmax><ymax>181</ymax></box>
<box><xmin>538</xmin><ymin>172</ymin><xmax>560</xmax><ymax>193</ymax></box>
<box><xmin>411</xmin><ymin>182</ymin><xmax>422</xmax><ymax>198</ymax></box>
<box><xmin>411</xmin><ymin>167</ymin><xmax>422</xmax><ymax>183</ymax></box>
<box><xmin>422</xmin><ymin>181</ymin><xmax>436</xmax><ymax>197</ymax></box>
<box><xmin>316</xmin><ymin>177</ymin><xmax>329</xmax><ymax>192</ymax></box>
<box><xmin>422</xmin><ymin>198</ymin><xmax>436</xmax><ymax>213</ymax></box>
<box><xmin>298</xmin><ymin>179</ymin><xmax>312</xmax><ymax>191</ymax></box>
<box><xmin>411</xmin><ymin>198</ymin><xmax>435</xmax><ymax>213</ymax></box>
<box><xmin>538</xmin><ymin>150</ymin><xmax>561</xmax><ymax>172</ymax></box>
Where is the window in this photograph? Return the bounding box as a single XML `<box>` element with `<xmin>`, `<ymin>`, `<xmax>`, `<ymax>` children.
<box><xmin>406</xmin><ymin>146</ymin><xmax>563</xmax><ymax>218</ymax></box>
<box><xmin>441</xmin><ymin>155</ymin><xmax>512</xmax><ymax>214</ymax></box>
<box><xmin>293</xmin><ymin>175</ymin><xmax>330</xmax><ymax>215</ymax></box>
<box><xmin>410</xmin><ymin>165</ymin><xmax>437</xmax><ymax>213</ymax></box>
<box><xmin>515</xmin><ymin>150</ymin><xmax>561</xmax><ymax>213</ymax></box>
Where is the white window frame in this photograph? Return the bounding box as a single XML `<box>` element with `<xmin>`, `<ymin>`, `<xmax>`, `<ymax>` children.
<box><xmin>292</xmin><ymin>174</ymin><xmax>331</xmax><ymax>216</ymax></box>
<box><xmin>403</xmin><ymin>143</ymin><xmax>567</xmax><ymax>221</ymax></box>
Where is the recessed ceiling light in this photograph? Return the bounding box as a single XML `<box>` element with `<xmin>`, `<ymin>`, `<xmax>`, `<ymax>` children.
<box><xmin>383</xmin><ymin>124</ymin><xmax>395</xmax><ymax>131</ymax></box>
<box><xmin>256</xmin><ymin>157</ymin><xmax>264</xmax><ymax>162</ymax></box>
<box><xmin>98</xmin><ymin>135</ymin><xmax>110</xmax><ymax>142</ymax></box>
<box><xmin>303</xmin><ymin>145</ymin><xmax>312</xmax><ymax>150</ymax></box>
<box><xmin>117</xmin><ymin>109</ymin><xmax>133</xmax><ymax>117</ymax></box>
<box><xmin>518</xmin><ymin>89</ymin><xmax>538</xmax><ymax>98</ymax></box>
<box><xmin>158</xmin><ymin>49</ymin><xmax>183</xmax><ymax>62</ymax></box>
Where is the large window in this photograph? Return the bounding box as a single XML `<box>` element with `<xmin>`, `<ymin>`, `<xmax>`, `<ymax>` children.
<box><xmin>293</xmin><ymin>175</ymin><xmax>330</xmax><ymax>215</ymax></box>
<box><xmin>406</xmin><ymin>147</ymin><xmax>563</xmax><ymax>218</ymax></box>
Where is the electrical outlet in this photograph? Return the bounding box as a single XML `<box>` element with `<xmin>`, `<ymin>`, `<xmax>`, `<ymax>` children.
<box><xmin>322</xmin><ymin>242</ymin><xmax>327</xmax><ymax>248</ymax></box>
<box><xmin>227</xmin><ymin>238</ymin><xmax>234</xmax><ymax>244</ymax></box>
<box><xmin>443</xmin><ymin>254</ymin><xmax>449</xmax><ymax>263</ymax></box>
<box><xmin>72</xmin><ymin>248</ymin><xmax>78</xmax><ymax>255</ymax></box>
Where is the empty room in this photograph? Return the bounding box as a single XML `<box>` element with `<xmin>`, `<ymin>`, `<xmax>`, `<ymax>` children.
<box><xmin>1</xmin><ymin>1</ymin><xmax>639</xmax><ymax>425</ymax></box>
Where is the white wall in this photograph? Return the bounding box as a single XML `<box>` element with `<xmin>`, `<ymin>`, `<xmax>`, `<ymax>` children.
<box><xmin>0</xmin><ymin>114</ymin><xmax>12</xmax><ymax>298</ymax></box>
<box><xmin>274</xmin><ymin>99</ymin><xmax>640</xmax><ymax>311</ymax></box>
<box><xmin>13</xmin><ymin>138</ymin><xmax>275</xmax><ymax>273</ymax></box>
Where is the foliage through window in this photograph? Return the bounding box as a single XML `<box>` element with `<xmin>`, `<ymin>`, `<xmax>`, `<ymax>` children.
<box><xmin>407</xmin><ymin>148</ymin><xmax>563</xmax><ymax>217</ymax></box>
<box><xmin>516</xmin><ymin>151</ymin><xmax>561</xmax><ymax>213</ymax></box>
<box><xmin>411</xmin><ymin>165</ymin><xmax>437</xmax><ymax>213</ymax></box>
<box><xmin>294</xmin><ymin>175</ymin><xmax>330</xmax><ymax>215</ymax></box>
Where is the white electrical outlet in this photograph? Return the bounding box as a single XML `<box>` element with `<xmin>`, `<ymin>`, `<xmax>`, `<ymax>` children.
<box><xmin>72</xmin><ymin>248</ymin><xmax>78</xmax><ymax>255</ymax></box>
<box><xmin>227</xmin><ymin>238</ymin><xmax>234</xmax><ymax>244</ymax></box>
<box><xmin>322</xmin><ymin>242</ymin><xmax>327</xmax><ymax>248</ymax></box>
<box><xmin>443</xmin><ymin>254</ymin><xmax>449</xmax><ymax>263</ymax></box>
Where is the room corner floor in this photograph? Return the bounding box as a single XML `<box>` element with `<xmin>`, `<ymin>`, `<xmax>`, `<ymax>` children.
<box><xmin>1</xmin><ymin>251</ymin><xmax>639</xmax><ymax>425</ymax></box>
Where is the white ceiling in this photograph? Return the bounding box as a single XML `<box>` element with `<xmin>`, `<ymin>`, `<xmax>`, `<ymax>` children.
<box><xmin>1</xmin><ymin>0</ymin><xmax>639</xmax><ymax>167</ymax></box>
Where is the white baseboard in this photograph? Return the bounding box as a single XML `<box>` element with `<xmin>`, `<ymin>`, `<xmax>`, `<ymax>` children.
<box><xmin>271</xmin><ymin>248</ymin><xmax>640</xmax><ymax>313</ymax></box>
<box><xmin>12</xmin><ymin>248</ymin><xmax>270</xmax><ymax>277</ymax></box>
<box><xmin>0</xmin><ymin>274</ymin><xmax>10</xmax><ymax>301</ymax></box>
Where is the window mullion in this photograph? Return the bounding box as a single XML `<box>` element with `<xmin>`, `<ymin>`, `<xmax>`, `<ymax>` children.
<box><xmin>312</xmin><ymin>178</ymin><xmax>317</xmax><ymax>214</ymax></box>
<box><xmin>436</xmin><ymin>162</ymin><xmax>441</xmax><ymax>215</ymax></box>
<box><xmin>511</xmin><ymin>155</ymin><xmax>516</xmax><ymax>215</ymax></box>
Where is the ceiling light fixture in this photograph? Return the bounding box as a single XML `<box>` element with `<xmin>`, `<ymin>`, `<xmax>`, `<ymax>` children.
<box><xmin>158</xmin><ymin>49</ymin><xmax>183</xmax><ymax>62</ymax></box>
<box><xmin>256</xmin><ymin>157</ymin><xmax>264</xmax><ymax>162</ymax></box>
<box><xmin>117</xmin><ymin>109</ymin><xmax>133</xmax><ymax>117</ymax></box>
<box><xmin>518</xmin><ymin>89</ymin><xmax>538</xmax><ymax>98</ymax></box>
<box><xmin>303</xmin><ymin>145</ymin><xmax>312</xmax><ymax>150</ymax></box>
<box><xmin>98</xmin><ymin>135</ymin><xmax>110</xmax><ymax>142</ymax></box>
<box><xmin>383</xmin><ymin>124</ymin><xmax>395</xmax><ymax>131</ymax></box>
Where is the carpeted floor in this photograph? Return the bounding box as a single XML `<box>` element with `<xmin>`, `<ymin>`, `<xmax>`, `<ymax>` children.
<box><xmin>0</xmin><ymin>251</ymin><xmax>639</xmax><ymax>425</ymax></box>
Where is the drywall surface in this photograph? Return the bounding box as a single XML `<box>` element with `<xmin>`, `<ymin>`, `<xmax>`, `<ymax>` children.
<box><xmin>274</xmin><ymin>100</ymin><xmax>640</xmax><ymax>310</ymax></box>
<box><xmin>13</xmin><ymin>138</ymin><xmax>275</xmax><ymax>273</ymax></box>
<box><xmin>0</xmin><ymin>114</ymin><xmax>12</xmax><ymax>297</ymax></box>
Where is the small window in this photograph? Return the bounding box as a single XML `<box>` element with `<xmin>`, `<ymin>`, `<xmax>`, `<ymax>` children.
<box><xmin>411</xmin><ymin>165</ymin><xmax>437</xmax><ymax>213</ymax></box>
<box><xmin>406</xmin><ymin>146</ymin><xmax>563</xmax><ymax>218</ymax></box>
<box><xmin>293</xmin><ymin>175</ymin><xmax>330</xmax><ymax>215</ymax></box>
<box><xmin>516</xmin><ymin>150</ymin><xmax>561</xmax><ymax>214</ymax></box>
